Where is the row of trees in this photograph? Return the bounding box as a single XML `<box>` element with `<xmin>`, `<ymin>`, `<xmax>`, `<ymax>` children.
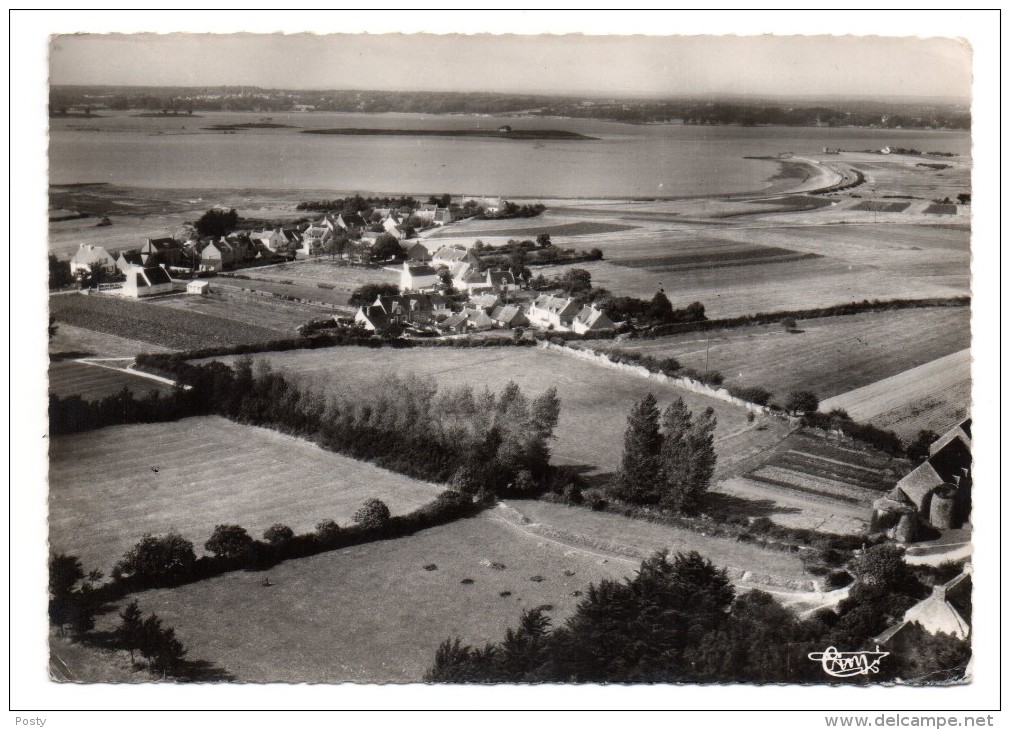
<box><xmin>52</xmin><ymin>357</ymin><xmax>563</xmax><ymax>496</ymax></box>
<box><xmin>427</xmin><ymin>547</ymin><xmax>970</xmax><ymax>683</ymax></box>
<box><xmin>610</xmin><ymin>394</ymin><xmax>717</xmax><ymax>512</ymax></box>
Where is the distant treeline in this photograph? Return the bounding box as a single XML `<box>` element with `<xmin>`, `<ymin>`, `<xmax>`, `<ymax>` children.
<box><xmin>296</xmin><ymin>194</ymin><xmax>420</xmax><ymax>213</ymax></box>
<box><xmin>50</xmin><ymin>86</ymin><xmax>970</xmax><ymax>130</ymax></box>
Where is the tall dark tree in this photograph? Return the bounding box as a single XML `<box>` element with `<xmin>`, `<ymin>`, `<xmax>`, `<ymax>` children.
<box><xmin>116</xmin><ymin>600</ymin><xmax>145</xmax><ymax>665</ymax></box>
<box><xmin>649</xmin><ymin>291</ymin><xmax>674</xmax><ymax>323</ymax></box>
<box><xmin>785</xmin><ymin>390</ymin><xmax>820</xmax><ymax>415</ymax></box>
<box><xmin>612</xmin><ymin>393</ymin><xmax>663</xmax><ymax>503</ymax></box>
<box><xmin>658</xmin><ymin>397</ymin><xmax>694</xmax><ymax>510</ymax></box>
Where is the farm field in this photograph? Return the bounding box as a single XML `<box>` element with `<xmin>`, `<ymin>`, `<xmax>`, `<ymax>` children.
<box><xmin>537</xmin><ymin>254</ymin><xmax>966</xmax><ymax>320</ymax></box>
<box><xmin>83</xmin><ymin>515</ymin><xmax>634</xmax><ymax>683</ymax></box>
<box><xmin>225</xmin><ymin>260</ymin><xmax>399</xmax><ymax>308</ymax></box>
<box><xmin>153</xmin><ymin>290</ymin><xmax>334</xmax><ymax>333</ymax></box>
<box><xmin>584</xmin><ymin>306</ymin><xmax>971</xmax><ymax>405</ymax></box>
<box><xmin>48</xmin><ymin>416</ymin><xmax>445</xmax><ymax>575</ymax></box>
<box><xmin>820</xmin><ymin>349</ymin><xmax>971</xmax><ymax>440</ymax></box>
<box><xmin>205</xmin><ymin>345</ymin><xmax>793</xmax><ymax>483</ymax></box>
<box><xmin>508</xmin><ymin>500</ymin><xmax>810</xmax><ymax>588</ymax></box>
<box><xmin>48</xmin><ymin>359</ymin><xmax>173</xmax><ymax>401</ymax></box>
<box><xmin>49</xmin><ymin>292</ymin><xmax>287</xmax><ymax>350</ymax></box>
<box><xmin>48</xmin><ymin>322</ymin><xmax>174</xmax><ymax>358</ymax></box>
<box><xmin>426</xmin><ymin>219</ymin><xmax>637</xmax><ymax>240</ymax></box>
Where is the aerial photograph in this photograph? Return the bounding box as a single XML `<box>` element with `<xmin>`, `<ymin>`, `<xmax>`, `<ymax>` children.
<box><xmin>42</xmin><ymin>27</ymin><xmax>975</xmax><ymax>689</ymax></box>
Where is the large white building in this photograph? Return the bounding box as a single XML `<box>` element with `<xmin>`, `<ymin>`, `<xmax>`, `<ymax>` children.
<box><xmin>399</xmin><ymin>261</ymin><xmax>440</xmax><ymax>292</ymax></box>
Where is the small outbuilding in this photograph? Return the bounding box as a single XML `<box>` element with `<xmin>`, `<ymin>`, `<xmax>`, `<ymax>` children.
<box><xmin>187</xmin><ymin>280</ymin><xmax>211</xmax><ymax>295</ymax></box>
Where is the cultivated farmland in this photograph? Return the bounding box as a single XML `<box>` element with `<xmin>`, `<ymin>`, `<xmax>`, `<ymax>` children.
<box><xmin>584</xmin><ymin>306</ymin><xmax>971</xmax><ymax>405</ymax></box>
<box><xmin>153</xmin><ymin>290</ymin><xmax>335</xmax><ymax>333</ymax></box>
<box><xmin>205</xmin><ymin>345</ymin><xmax>792</xmax><ymax>483</ymax></box>
<box><xmin>821</xmin><ymin>349</ymin><xmax>971</xmax><ymax>439</ymax></box>
<box><xmin>48</xmin><ymin>359</ymin><xmax>173</xmax><ymax>401</ymax></box>
<box><xmin>50</xmin><ymin>293</ymin><xmax>286</xmax><ymax>350</ymax></box>
<box><xmin>48</xmin><ymin>416</ymin><xmax>445</xmax><ymax>574</ymax></box>
<box><xmin>227</xmin><ymin>259</ymin><xmax>399</xmax><ymax>307</ymax></box>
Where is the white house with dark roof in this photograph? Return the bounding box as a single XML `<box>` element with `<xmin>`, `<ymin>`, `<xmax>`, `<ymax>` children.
<box><xmin>490</xmin><ymin>304</ymin><xmax>528</xmax><ymax>329</ymax></box>
<box><xmin>70</xmin><ymin>244</ymin><xmax>118</xmax><ymax>276</ymax></box>
<box><xmin>572</xmin><ymin>304</ymin><xmax>616</xmax><ymax>334</ymax></box>
<box><xmin>399</xmin><ymin>261</ymin><xmax>440</xmax><ymax>292</ymax></box>
<box><xmin>528</xmin><ymin>294</ymin><xmax>580</xmax><ymax>331</ymax></box>
<box><xmin>432</xmin><ymin>246</ymin><xmax>469</xmax><ymax>267</ymax></box>
<box><xmin>121</xmin><ymin>265</ymin><xmax>174</xmax><ymax>298</ymax></box>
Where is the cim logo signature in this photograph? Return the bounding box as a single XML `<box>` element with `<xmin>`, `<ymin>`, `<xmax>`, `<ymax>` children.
<box><xmin>808</xmin><ymin>646</ymin><xmax>890</xmax><ymax>678</ymax></box>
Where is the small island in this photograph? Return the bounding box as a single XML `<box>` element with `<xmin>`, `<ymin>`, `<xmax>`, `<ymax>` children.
<box><xmin>302</xmin><ymin>127</ymin><xmax>596</xmax><ymax>140</ymax></box>
<box><xmin>202</xmin><ymin>122</ymin><xmax>295</xmax><ymax>130</ymax></box>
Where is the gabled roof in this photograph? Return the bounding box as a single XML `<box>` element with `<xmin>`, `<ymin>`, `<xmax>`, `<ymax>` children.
<box><xmin>927</xmin><ymin>435</ymin><xmax>971</xmax><ymax>485</ymax></box>
<box><xmin>126</xmin><ymin>265</ymin><xmax>172</xmax><ymax>288</ymax></box>
<box><xmin>470</xmin><ymin>294</ymin><xmax>501</xmax><ymax>309</ymax></box>
<box><xmin>486</xmin><ymin>269</ymin><xmax>517</xmax><ymax>286</ymax></box>
<box><xmin>440</xmin><ymin>312</ymin><xmax>469</xmax><ymax>329</ymax></box>
<box><xmin>71</xmin><ymin>244</ymin><xmax>114</xmax><ymax>264</ymax></box>
<box><xmin>404</xmin><ymin>263</ymin><xmax>438</xmax><ymax>277</ymax></box>
<box><xmin>146</xmin><ymin>237</ymin><xmax>180</xmax><ymax>250</ymax></box>
<box><xmin>896</xmin><ymin>461</ymin><xmax>945</xmax><ymax>512</ymax></box>
<box><xmin>356</xmin><ymin>305</ymin><xmax>389</xmax><ymax>330</ymax></box>
<box><xmin>532</xmin><ymin>294</ymin><xmax>580</xmax><ymax>317</ymax></box>
<box><xmin>433</xmin><ymin>246</ymin><xmax>468</xmax><ymax>262</ymax></box>
<box><xmin>491</xmin><ymin>304</ymin><xmax>526</xmax><ymax>324</ymax></box>
<box><xmin>118</xmin><ymin>250</ymin><xmax>143</xmax><ymax>265</ymax></box>
<box><xmin>574</xmin><ymin>305</ymin><xmax>615</xmax><ymax>330</ymax></box>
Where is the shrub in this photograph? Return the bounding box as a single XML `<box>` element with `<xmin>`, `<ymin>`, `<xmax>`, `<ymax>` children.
<box><xmin>314</xmin><ymin>519</ymin><xmax>341</xmax><ymax>545</ymax></box>
<box><xmin>263</xmin><ymin>524</ymin><xmax>295</xmax><ymax>547</ymax></box>
<box><xmin>204</xmin><ymin>524</ymin><xmax>255</xmax><ymax>559</ymax></box>
<box><xmin>826</xmin><ymin>570</ymin><xmax>854</xmax><ymax>589</ymax></box>
<box><xmin>353</xmin><ymin>498</ymin><xmax>392</xmax><ymax>529</ymax></box>
<box><xmin>113</xmin><ymin>533</ymin><xmax>197</xmax><ymax>584</ymax></box>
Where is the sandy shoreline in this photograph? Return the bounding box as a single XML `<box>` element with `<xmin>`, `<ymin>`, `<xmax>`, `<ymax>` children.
<box><xmin>50</xmin><ymin>155</ymin><xmax>844</xmax><ymax>216</ymax></box>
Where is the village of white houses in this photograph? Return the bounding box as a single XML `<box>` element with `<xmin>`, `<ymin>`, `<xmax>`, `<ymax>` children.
<box><xmin>43</xmin><ymin>30</ymin><xmax>975</xmax><ymax>686</ymax></box>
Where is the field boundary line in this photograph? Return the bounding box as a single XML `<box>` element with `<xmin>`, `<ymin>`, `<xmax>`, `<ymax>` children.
<box><xmin>539</xmin><ymin>341</ymin><xmax>768</xmax><ymax>414</ymax></box>
<box><xmin>75</xmin><ymin>358</ymin><xmax>187</xmax><ymax>388</ymax></box>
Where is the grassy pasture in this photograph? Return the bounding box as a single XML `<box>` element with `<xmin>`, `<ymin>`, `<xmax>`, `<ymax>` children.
<box><xmin>86</xmin><ymin>515</ymin><xmax>633</xmax><ymax>682</ymax></box>
<box><xmin>205</xmin><ymin>345</ymin><xmax>789</xmax><ymax>483</ymax></box>
<box><xmin>48</xmin><ymin>360</ymin><xmax>173</xmax><ymax>401</ymax></box>
<box><xmin>48</xmin><ymin>416</ymin><xmax>445</xmax><ymax>575</ymax></box>
<box><xmin>50</xmin><ymin>293</ymin><xmax>287</xmax><ymax>350</ymax></box>
<box><xmin>584</xmin><ymin>307</ymin><xmax>971</xmax><ymax>405</ymax></box>
<box><xmin>821</xmin><ymin>349</ymin><xmax>971</xmax><ymax>440</ymax></box>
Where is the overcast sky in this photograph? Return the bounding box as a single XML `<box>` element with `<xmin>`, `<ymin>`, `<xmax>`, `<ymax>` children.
<box><xmin>50</xmin><ymin>32</ymin><xmax>970</xmax><ymax>101</ymax></box>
